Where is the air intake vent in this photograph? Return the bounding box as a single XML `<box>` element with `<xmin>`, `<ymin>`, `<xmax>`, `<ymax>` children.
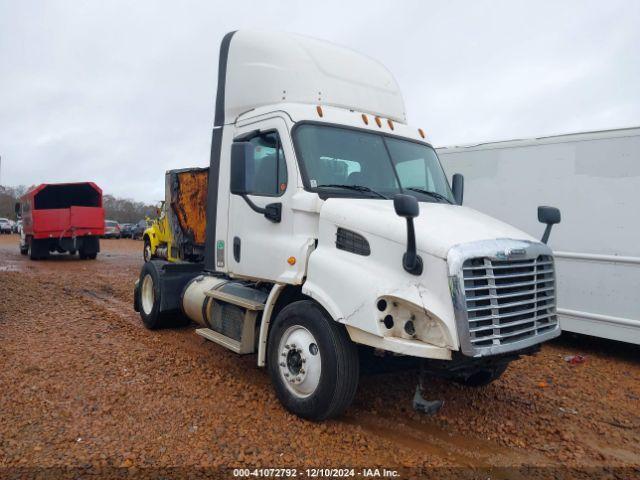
<box><xmin>336</xmin><ymin>228</ymin><xmax>370</xmax><ymax>256</ymax></box>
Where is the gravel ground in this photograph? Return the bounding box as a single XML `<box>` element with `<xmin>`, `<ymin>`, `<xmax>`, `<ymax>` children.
<box><xmin>0</xmin><ymin>234</ymin><xmax>638</xmax><ymax>478</ymax></box>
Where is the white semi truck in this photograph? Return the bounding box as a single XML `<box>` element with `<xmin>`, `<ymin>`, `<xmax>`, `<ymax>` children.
<box><xmin>134</xmin><ymin>31</ymin><xmax>562</xmax><ymax>420</ymax></box>
<box><xmin>438</xmin><ymin>127</ymin><xmax>640</xmax><ymax>345</ymax></box>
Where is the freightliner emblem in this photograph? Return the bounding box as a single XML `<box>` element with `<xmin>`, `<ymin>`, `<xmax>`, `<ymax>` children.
<box><xmin>497</xmin><ymin>247</ymin><xmax>526</xmax><ymax>259</ymax></box>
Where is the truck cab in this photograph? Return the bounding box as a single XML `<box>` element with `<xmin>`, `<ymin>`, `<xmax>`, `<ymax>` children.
<box><xmin>134</xmin><ymin>31</ymin><xmax>561</xmax><ymax>420</ymax></box>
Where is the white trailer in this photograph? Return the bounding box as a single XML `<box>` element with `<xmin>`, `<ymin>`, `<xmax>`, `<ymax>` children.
<box><xmin>134</xmin><ymin>31</ymin><xmax>563</xmax><ymax>420</ymax></box>
<box><xmin>438</xmin><ymin>127</ymin><xmax>640</xmax><ymax>345</ymax></box>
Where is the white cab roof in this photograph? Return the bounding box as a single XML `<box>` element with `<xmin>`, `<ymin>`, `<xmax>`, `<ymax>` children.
<box><xmin>224</xmin><ymin>31</ymin><xmax>406</xmax><ymax>124</ymax></box>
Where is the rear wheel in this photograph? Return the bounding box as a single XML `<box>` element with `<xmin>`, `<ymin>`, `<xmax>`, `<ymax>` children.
<box><xmin>28</xmin><ymin>238</ymin><xmax>47</xmax><ymax>260</ymax></box>
<box><xmin>27</xmin><ymin>239</ymin><xmax>36</xmax><ymax>260</ymax></box>
<box><xmin>143</xmin><ymin>238</ymin><xmax>152</xmax><ymax>262</ymax></box>
<box><xmin>136</xmin><ymin>261</ymin><xmax>182</xmax><ymax>329</ymax></box>
<box><xmin>267</xmin><ymin>300</ymin><xmax>359</xmax><ymax>421</ymax></box>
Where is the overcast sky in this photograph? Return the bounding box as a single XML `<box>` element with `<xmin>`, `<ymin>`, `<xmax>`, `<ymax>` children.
<box><xmin>1</xmin><ymin>0</ymin><xmax>638</xmax><ymax>203</ymax></box>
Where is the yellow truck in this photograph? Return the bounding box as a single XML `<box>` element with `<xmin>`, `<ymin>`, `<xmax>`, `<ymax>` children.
<box><xmin>142</xmin><ymin>167</ymin><xmax>208</xmax><ymax>263</ymax></box>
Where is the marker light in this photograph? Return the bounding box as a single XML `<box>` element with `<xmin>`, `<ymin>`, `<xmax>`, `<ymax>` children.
<box><xmin>316</xmin><ymin>105</ymin><xmax>323</xmax><ymax>117</ymax></box>
<box><xmin>418</xmin><ymin>128</ymin><xmax>425</xmax><ymax>139</ymax></box>
<box><xmin>287</xmin><ymin>256</ymin><xmax>296</xmax><ymax>265</ymax></box>
<box><xmin>362</xmin><ymin>114</ymin><xmax>369</xmax><ymax>125</ymax></box>
<box><xmin>375</xmin><ymin>116</ymin><xmax>382</xmax><ymax>127</ymax></box>
<box><xmin>387</xmin><ymin>119</ymin><xmax>394</xmax><ymax>130</ymax></box>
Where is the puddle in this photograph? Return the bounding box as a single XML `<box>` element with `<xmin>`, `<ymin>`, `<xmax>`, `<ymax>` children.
<box><xmin>80</xmin><ymin>288</ymin><xmax>140</xmax><ymax>327</ymax></box>
<box><xmin>344</xmin><ymin>411</ymin><xmax>553</xmax><ymax>473</ymax></box>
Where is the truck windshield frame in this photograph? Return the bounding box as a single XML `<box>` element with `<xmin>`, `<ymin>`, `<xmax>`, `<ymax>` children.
<box><xmin>292</xmin><ymin>122</ymin><xmax>454</xmax><ymax>203</ymax></box>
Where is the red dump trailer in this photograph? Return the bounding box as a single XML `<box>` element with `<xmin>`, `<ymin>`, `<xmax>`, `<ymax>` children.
<box><xmin>17</xmin><ymin>182</ymin><xmax>105</xmax><ymax>260</ymax></box>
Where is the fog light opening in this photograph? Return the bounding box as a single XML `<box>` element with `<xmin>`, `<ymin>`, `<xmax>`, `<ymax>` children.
<box><xmin>383</xmin><ymin>315</ymin><xmax>394</xmax><ymax>329</ymax></box>
<box><xmin>404</xmin><ymin>320</ymin><xmax>416</xmax><ymax>336</ymax></box>
<box><xmin>377</xmin><ymin>299</ymin><xmax>387</xmax><ymax>312</ymax></box>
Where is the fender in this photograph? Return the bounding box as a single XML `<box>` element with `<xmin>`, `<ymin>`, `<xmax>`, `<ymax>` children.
<box><xmin>256</xmin><ymin>283</ymin><xmax>286</xmax><ymax>367</ymax></box>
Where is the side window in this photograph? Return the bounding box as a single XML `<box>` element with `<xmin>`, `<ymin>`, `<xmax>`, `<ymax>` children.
<box><xmin>247</xmin><ymin>132</ymin><xmax>288</xmax><ymax>196</ymax></box>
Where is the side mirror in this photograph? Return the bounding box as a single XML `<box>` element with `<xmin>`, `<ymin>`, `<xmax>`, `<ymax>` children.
<box><xmin>230</xmin><ymin>141</ymin><xmax>281</xmax><ymax>223</ymax></box>
<box><xmin>538</xmin><ymin>206</ymin><xmax>561</xmax><ymax>244</ymax></box>
<box><xmin>14</xmin><ymin>202</ymin><xmax>21</xmax><ymax>218</ymax></box>
<box><xmin>393</xmin><ymin>194</ymin><xmax>423</xmax><ymax>276</ymax></box>
<box><xmin>393</xmin><ymin>193</ymin><xmax>419</xmax><ymax>218</ymax></box>
<box><xmin>230</xmin><ymin>142</ymin><xmax>254</xmax><ymax>195</ymax></box>
<box><xmin>451</xmin><ymin>173</ymin><xmax>464</xmax><ymax>205</ymax></box>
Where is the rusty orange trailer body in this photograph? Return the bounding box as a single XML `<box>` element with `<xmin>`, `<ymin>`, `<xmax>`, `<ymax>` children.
<box><xmin>143</xmin><ymin>168</ymin><xmax>209</xmax><ymax>263</ymax></box>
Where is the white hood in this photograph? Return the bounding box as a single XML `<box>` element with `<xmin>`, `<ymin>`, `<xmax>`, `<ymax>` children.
<box><xmin>320</xmin><ymin>198</ymin><xmax>538</xmax><ymax>259</ymax></box>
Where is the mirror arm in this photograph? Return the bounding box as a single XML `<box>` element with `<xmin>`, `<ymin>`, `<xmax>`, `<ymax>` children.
<box><xmin>241</xmin><ymin>195</ymin><xmax>281</xmax><ymax>223</ymax></box>
<box><xmin>541</xmin><ymin>224</ymin><xmax>553</xmax><ymax>244</ymax></box>
<box><xmin>402</xmin><ymin>218</ymin><xmax>423</xmax><ymax>275</ymax></box>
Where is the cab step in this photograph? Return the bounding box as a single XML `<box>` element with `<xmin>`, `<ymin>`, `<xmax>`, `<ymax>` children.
<box><xmin>196</xmin><ymin>327</ymin><xmax>247</xmax><ymax>354</ymax></box>
<box><xmin>204</xmin><ymin>288</ymin><xmax>265</xmax><ymax>310</ymax></box>
<box><xmin>189</xmin><ymin>281</ymin><xmax>269</xmax><ymax>355</ymax></box>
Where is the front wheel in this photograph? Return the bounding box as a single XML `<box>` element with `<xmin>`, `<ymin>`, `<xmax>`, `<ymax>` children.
<box><xmin>267</xmin><ymin>300</ymin><xmax>359</xmax><ymax>421</ymax></box>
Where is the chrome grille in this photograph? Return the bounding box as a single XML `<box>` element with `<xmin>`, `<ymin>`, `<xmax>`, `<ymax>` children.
<box><xmin>462</xmin><ymin>255</ymin><xmax>557</xmax><ymax>349</ymax></box>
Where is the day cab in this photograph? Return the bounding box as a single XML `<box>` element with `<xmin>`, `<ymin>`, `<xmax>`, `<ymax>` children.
<box><xmin>134</xmin><ymin>31</ymin><xmax>562</xmax><ymax>420</ymax></box>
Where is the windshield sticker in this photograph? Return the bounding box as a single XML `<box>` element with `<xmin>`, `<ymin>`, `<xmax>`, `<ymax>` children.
<box><xmin>310</xmin><ymin>179</ymin><xmax>317</xmax><ymax>188</ymax></box>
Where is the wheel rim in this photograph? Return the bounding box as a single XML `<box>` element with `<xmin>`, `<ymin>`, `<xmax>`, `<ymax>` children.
<box><xmin>141</xmin><ymin>274</ymin><xmax>154</xmax><ymax>315</ymax></box>
<box><xmin>143</xmin><ymin>243</ymin><xmax>151</xmax><ymax>262</ymax></box>
<box><xmin>277</xmin><ymin>325</ymin><xmax>322</xmax><ymax>398</ymax></box>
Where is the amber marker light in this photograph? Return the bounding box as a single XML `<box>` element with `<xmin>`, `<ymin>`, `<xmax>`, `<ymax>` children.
<box><xmin>316</xmin><ymin>105</ymin><xmax>323</xmax><ymax>117</ymax></box>
<box><xmin>362</xmin><ymin>113</ymin><xmax>369</xmax><ymax>125</ymax></box>
<box><xmin>418</xmin><ymin>128</ymin><xmax>426</xmax><ymax>139</ymax></box>
<box><xmin>387</xmin><ymin>119</ymin><xmax>394</xmax><ymax>130</ymax></box>
<box><xmin>287</xmin><ymin>256</ymin><xmax>296</xmax><ymax>265</ymax></box>
<box><xmin>375</xmin><ymin>116</ymin><xmax>382</xmax><ymax>127</ymax></box>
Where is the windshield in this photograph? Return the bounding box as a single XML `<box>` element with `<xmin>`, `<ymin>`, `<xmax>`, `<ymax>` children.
<box><xmin>293</xmin><ymin>124</ymin><xmax>454</xmax><ymax>202</ymax></box>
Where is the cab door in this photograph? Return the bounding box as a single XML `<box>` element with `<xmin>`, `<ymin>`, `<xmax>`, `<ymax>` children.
<box><xmin>227</xmin><ymin>117</ymin><xmax>309</xmax><ymax>284</ymax></box>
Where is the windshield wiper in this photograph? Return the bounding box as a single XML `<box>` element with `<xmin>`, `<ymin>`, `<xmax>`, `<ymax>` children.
<box><xmin>406</xmin><ymin>187</ymin><xmax>453</xmax><ymax>204</ymax></box>
<box><xmin>317</xmin><ymin>184</ymin><xmax>388</xmax><ymax>199</ymax></box>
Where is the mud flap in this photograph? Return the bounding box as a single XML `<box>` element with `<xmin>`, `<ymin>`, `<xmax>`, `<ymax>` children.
<box><xmin>135</xmin><ymin>260</ymin><xmax>204</xmax><ymax>316</ymax></box>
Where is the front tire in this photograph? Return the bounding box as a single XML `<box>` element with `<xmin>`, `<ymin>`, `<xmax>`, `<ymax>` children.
<box><xmin>267</xmin><ymin>300</ymin><xmax>359</xmax><ymax>421</ymax></box>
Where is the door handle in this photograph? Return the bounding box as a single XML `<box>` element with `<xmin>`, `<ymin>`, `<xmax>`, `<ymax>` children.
<box><xmin>233</xmin><ymin>236</ymin><xmax>241</xmax><ymax>262</ymax></box>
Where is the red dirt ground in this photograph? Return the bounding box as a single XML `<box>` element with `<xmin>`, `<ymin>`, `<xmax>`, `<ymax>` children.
<box><xmin>0</xmin><ymin>235</ymin><xmax>638</xmax><ymax>479</ymax></box>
